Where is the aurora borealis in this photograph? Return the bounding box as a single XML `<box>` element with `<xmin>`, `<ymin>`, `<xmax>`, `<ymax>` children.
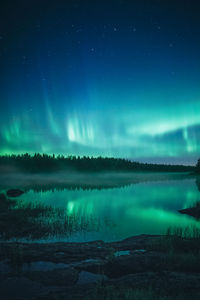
<box><xmin>1</xmin><ymin>0</ymin><xmax>200</xmax><ymax>164</ymax></box>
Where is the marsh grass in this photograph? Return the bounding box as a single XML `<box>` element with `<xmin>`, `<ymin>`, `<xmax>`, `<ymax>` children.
<box><xmin>146</xmin><ymin>225</ymin><xmax>200</xmax><ymax>274</ymax></box>
<box><xmin>165</xmin><ymin>225</ymin><xmax>200</xmax><ymax>253</ymax></box>
<box><xmin>149</xmin><ymin>225</ymin><xmax>200</xmax><ymax>254</ymax></box>
<box><xmin>0</xmin><ymin>193</ymin><xmax>101</xmax><ymax>240</ymax></box>
<box><xmin>84</xmin><ymin>287</ymin><xmax>161</xmax><ymax>300</ymax></box>
<box><xmin>68</xmin><ymin>287</ymin><xmax>200</xmax><ymax>300</ymax></box>
<box><xmin>38</xmin><ymin>287</ymin><xmax>200</xmax><ymax>300</ymax></box>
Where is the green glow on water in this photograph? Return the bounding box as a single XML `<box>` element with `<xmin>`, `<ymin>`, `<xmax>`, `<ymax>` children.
<box><xmin>18</xmin><ymin>177</ymin><xmax>200</xmax><ymax>242</ymax></box>
<box><xmin>67</xmin><ymin>201</ymin><xmax>75</xmax><ymax>215</ymax></box>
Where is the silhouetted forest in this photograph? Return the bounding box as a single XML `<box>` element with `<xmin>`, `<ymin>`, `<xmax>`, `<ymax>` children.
<box><xmin>0</xmin><ymin>153</ymin><xmax>195</xmax><ymax>173</ymax></box>
<box><xmin>196</xmin><ymin>159</ymin><xmax>200</xmax><ymax>174</ymax></box>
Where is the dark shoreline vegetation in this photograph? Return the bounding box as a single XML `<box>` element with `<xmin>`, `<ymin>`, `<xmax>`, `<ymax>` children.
<box><xmin>0</xmin><ymin>153</ymin><xmax>195</xmax><ymax>173</ymax></box>
<box><xmin>0</xmin><ymin>153</ymin><xmax>196</xmax><ymax>192</ymax></box>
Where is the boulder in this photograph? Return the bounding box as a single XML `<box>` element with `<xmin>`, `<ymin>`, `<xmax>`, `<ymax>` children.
<box><xmin>6</xmin><ymin>189</ymin><xmax>24</xmax><ymax>197</ymax></box>
<box><xmin>179</xmin><ymin>207</ymin><xmax>200</xmax><ymax>219</ymax></box>
<box><xmin>25</xmin><ymin>267</ymin><xmax>79</xmax><ymax>286</ymax></box>
<box><xmin>104</xmin><ymin>251</ymin><xmax>165</xmax><ymax>278</ymax></box>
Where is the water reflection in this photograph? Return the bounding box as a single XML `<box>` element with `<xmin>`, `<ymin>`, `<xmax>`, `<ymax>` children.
<box><xmin>0</xmin><ymin>194</ymin><xmax>104</xmax><ymax>241</ymax></box>
<box><xmin>0</xmin><ymin>171</ymin><xmax>193</xmax><ymax>193</ymax></box>
<box><xmin>196</xmin><ymin>176</ymin><xmax>200</xmax><ymax>192</ymax></box>
<box><xmin>1</xmin><ymin>174</ymin><xmax>200</xmax><ymax>242</ymax></box>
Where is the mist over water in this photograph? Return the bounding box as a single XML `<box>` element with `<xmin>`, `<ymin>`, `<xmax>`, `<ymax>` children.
<box><xmin>0</xmin><ymin>170</ymin><xmax>192</xmax><ymax>191</ymax></box>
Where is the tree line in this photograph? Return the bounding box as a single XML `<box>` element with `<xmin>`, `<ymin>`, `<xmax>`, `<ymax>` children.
<box><xmin>0</xmin><ymin>153</ymin><xmax>195</xmax><ymax>173</ymax></box>
<box><xmin>196</xmin><ymin>159</ymin><xmax>200</xmax><ymax>174</ymax></box>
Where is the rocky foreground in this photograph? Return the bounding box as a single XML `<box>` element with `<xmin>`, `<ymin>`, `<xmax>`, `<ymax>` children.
<box><xmin>1</xmin><ymin>235</ymin><xmax>200</xmax><ymax>299</ymax></box>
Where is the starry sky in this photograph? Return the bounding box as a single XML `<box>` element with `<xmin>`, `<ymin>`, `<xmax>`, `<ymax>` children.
<box><xmin>0</xmin><ymin>0</ymin><xmax>200</xmax><ymax>164</ymax></box>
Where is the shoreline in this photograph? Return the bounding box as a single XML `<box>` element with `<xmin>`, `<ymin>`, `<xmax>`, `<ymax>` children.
<box><xmin>1</xmin><ymin>234</ymin><xmax>200</xmax><ymax>299</ymax></box>
<box><xmin>0</xmin><ymin>171</ymin><xmax>194</xmax><ymax>191</ymax></box>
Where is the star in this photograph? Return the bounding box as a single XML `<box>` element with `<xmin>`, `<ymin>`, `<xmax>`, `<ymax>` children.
<box><xmin>130</xmin><ymin>26</ymin><xmax>137</xmax><ymax>32</ymax></box>
<box><xmin>76</xmin><ymin>28</ymin><xmax>83</xmax><ymax>33</ymax></box>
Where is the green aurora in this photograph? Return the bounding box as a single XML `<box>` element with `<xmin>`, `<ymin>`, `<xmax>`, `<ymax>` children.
<box><xmin>1</xmin><ymin>0</ymin><xmax>200</xmax><ymax>164</ymax></box>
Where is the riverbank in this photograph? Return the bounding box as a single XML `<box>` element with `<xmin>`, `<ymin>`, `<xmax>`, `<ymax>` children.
<box><xmin>1</xmin><ymin>234</ymin><xmax>200</xmax><ymax>299</ymax></box>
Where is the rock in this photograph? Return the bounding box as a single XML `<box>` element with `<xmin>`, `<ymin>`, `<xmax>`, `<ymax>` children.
<box><xmin>6</xmin><ymin>189</ymin><xmax>24</xmax><ymax>197</ymax></box>
<box><xmin>0</xmin><ymin>276</ymin><xmax>52</xmax><ymax>299</ymax></box>
<box><xmin>77</xmin><ymin>270</ymin><xmax>108</xmax><ymax>285</ymax></box>
<box><xmin>1</xmin><ymin>235</ymin><xmax>200</xmax><ymax>299</ymax></box>
<box><xmin>107</xmin><ymin>272</ymin><xmax>200</xmax><ymax>292</ymax></box>
<box><xmin>0</xmin><ymin>241</ymin><xmax>111</xmax><ymax>264</ymax></box>
<box><xmin>107</xmin><ymin>271</ymin><xmax>200</xmax><ymax>292</ymax></box>
<box><xmin>109</xmin><ymin>234</ymin><xmax>162</xmax><ymax>251</ymax></box>
<box><xmin>114</xmin><ymin>250</ymin><xmax>131</xmax><ymax>257</ymax></box>
<box><xmin>75</xmin><ymin>258</ymin><xmax>106</xmax><ymax>274</ymax></box>
<box><xmin>25</xmin><ymin>267</ymin><xmax>79</xmax><ymax>286</ymax></box>
<box><xmin>107</xmin><ymin>271</ymin><xmax>157</xmax><ymax>289</ymax></box>
<box><xmin>104</xmin><ymin>252</ymin><xmax>165</xmax><ymax>278</ymax></box>
<box><xmin>179</xmin><ymin>207</ymin><xmax>200</xmax><ymax>219</ymax></box>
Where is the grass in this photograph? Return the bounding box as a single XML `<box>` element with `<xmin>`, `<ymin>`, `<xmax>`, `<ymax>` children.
<box><xmin>0</xmin><ymin>193</ymin><xmax>101</xmax><ymax>240</ymax></box>
<box><xmin>165</xmin><ymin>225</ymin><xmax>200</xmax><ymax>253</ymax></box>
<box><xmin>149</xmin><ymin>225</ymin><xmax>200</xmax><ymax>254</ymax></box>
<box><xmin>145</xmin><ymin>225</ymin><xmax>200</xmax><ymax>274</ymax></box>
<box><xmin>83</xmin><ymin>287</ymin><xmax>200</xmax><ymax>300</ymax></box>
<box><xmin>39</xmin><ymin>287</ymin><xmax>200</xmax><ymax>300</ymax></box>
<box><xmin>166</xmin><ymin>225</ymin><xmax>200</xmax><ymax>239</ymax></box>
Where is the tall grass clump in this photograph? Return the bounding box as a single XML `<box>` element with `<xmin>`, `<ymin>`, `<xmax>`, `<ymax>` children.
<box><xmin>83</xmin><ymin>287</ymin><xmax>200</xmax><ymax>300</ymax></box>
<box><xmin>148</xmin><ymin>225</ymin><xmax>200</xmax><ymax>254</ymax></box>
<box><xmin>165</xmin><ymin>225</ymin><xmax>200</xmax><ymax>253</ymax></box>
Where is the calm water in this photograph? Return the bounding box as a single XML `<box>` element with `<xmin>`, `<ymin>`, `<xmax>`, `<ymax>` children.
<box><xmin>13</xmin><ymin>175</ymin><xmax>200</xmax><ymax>243</ymax></box>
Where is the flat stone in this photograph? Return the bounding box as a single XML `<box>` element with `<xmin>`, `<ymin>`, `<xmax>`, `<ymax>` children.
<box><xmin>77</xmin><ymin>271</ymin><xmax>108</xmax><ymax>285</ymax></box>
<box><xmin>114</xmin><ymin>250</ymin><xmax>131</xmax><ymax>257</ymax></box>
<box><xmin>25</xmin><ymin>267</ymin><xmax>79</xmax><ymax>286</ymax></box>
<box><xmin>0</xmin><ymin>276</ymin><xmax>50</xmax><ymax>298</ymax></box>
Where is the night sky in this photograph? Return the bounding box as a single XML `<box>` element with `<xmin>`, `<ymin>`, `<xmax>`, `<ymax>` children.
<box><xmin>1</xmin><ymin>0</ymin><xmax>200</xmax><ymax>164</ymax></box>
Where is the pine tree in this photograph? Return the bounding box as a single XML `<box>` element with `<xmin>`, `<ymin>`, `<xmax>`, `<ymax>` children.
<box><xmin>196</xmin><ymin>158</ymin><xmax>200</xmax><ymax>173</ymax></box>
